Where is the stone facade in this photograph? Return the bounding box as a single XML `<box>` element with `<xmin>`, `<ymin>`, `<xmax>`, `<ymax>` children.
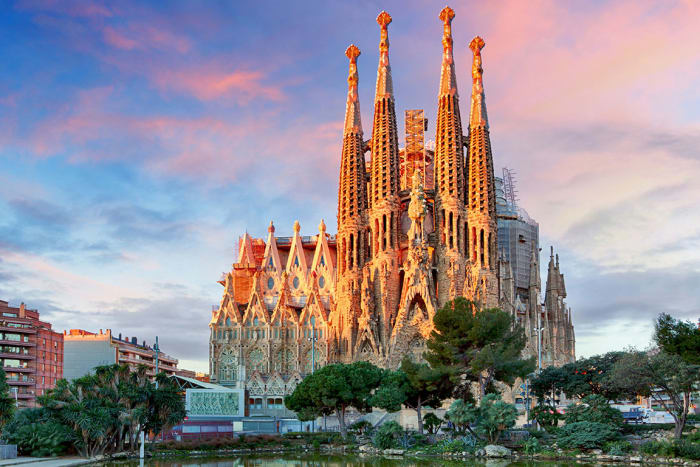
<box><xmin>208</xmin><ymin>7</ymin><xmax>575</xmax><ymax>401</ymax></box>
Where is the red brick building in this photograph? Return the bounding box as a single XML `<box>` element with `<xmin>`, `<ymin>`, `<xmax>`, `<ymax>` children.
<box><xmin>0</xmin><ymin>300</ymin><xmax>63</xmax><ymax>408</ymax></box>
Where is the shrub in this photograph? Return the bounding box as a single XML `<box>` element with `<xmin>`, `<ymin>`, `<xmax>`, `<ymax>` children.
<box><xmin>349</xmin><ymin>420</ymin><xmax>373</xmax><ymax>435</ymax></box>
<box><xmin>564</xmin><ymin>395</ymin><xmax>624</xmax><ymax>428</ymax></box>
<box><xmin>2</xmin><ymin>408</ymin><xmax>73</xmax><ymax>457</ymax></box>
<box><xmin>372</xmin><ymin>421</ymin><xmax>403</xmax><ymax>449</ymax></box>
<box><xmin>604</xmin><ymin>440</ymin><xmax>633</xmax><ymax>456</ymax></box>
<box><xmin>426</xmin><ymin>435</ymin><xmax>478</xmax><ymax>454</ymax></box>
<box><xmin>523</xmin><ymin>437</ymin><xmax>542</xmax><ymax>454</ymax></box>
<box><xmin>641</xmin><ymin>439</ymin><xmax>700</xmax><ymax>460</ymax></box>
<box><xmin>532</xmin><ymin>404</ymin><xmax>561</xmax><ymax>431</ymax></box>
<box><xmin>423</xmin><ymin>412</ymin><xmax>443</xmax><ymax>434</ymax></box>
<box><xmin>556</xmin><ymin>421</ymin><xmax>619</xmax><ymax>450</ymax></box>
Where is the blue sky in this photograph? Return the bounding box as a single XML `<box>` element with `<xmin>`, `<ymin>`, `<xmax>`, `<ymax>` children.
<box><xmin>1</xmin><ymin>0</ymin><xmax>700</xmax><ymax>372</ymax></box>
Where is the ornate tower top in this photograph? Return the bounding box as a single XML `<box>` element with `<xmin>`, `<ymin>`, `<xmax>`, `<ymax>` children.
<box><xmin>469</xmin><ymin>36</ymin><xmax>488</xmax><ymax>128</ymax></box>
<box><xmin>293</xmin><ymin>220</ymin><xmax>301</xmax><ymax>233</ymax></box>
<box><xmin>344</xmin><ymin>44</ymin><xmax>362</xmax><ymax>134</ymax></box>
<box><xmin>438</xmin><ymin>6</ymin><xmax>458</xmax><ymax>97</ymax></box>
<box><xmin>318</xmin><ymin>218</ymin><xmax>326</xmax><ymax>233</ymax></box>
<box><xmin>375</xmin><ymin>11</ymin><xmax>394</xmax><ymax>99</ymax></box>
<box><xmin>268</xmin><ymin>220</ymin><xmax>275</xmax><ymax>233</ymax></box>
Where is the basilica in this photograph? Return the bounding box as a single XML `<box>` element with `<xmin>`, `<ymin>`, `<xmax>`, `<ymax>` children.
<box><xmin>208</xmin><ymin>7</ymin><xmax>575</xmax><ymax>401</ymax></box>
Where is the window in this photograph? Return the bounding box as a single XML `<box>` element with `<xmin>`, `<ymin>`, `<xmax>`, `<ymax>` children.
<box><xmin>253</xmin><ymin>317</ymin><xmax>259</xmax><ymax>326</ymax></box>
<box><xmin>292</xmin><ymin>276</ymin><xmax>300</xmax><ymax>289</ymax></box>
<box><xmin>226</xmin><ymin>317</ymin><xmax>231</xmax><ymax>326</ymax></box>
<box><xmin>319</xmin><ymin>276</ymin><xmax>325</xmax><ymax>289</ymax></box>
<box><xmin>267</xmin><ymin>277</ymin><xmax>274</xmax><ymax>289</ymax></box>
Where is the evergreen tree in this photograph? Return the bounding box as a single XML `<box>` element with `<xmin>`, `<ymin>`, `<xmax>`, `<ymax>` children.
<box><xmin>654</xmin><ymin>313</ymin><xmax>700</xmax><ymax>365</ymax></box>
<box><xmin>371</xmin><ymin>357</ymin><xmax>452</xmax><ymax>434</ymax></box>
<box><xmin>425</xmin><ymin>297</ymin><xmax>534</xmax><ymax>400</ymax></box>
<box><xmin>0</xmin><ymin>368</ymin><xmax>15</xmax><ymax>428</ymax></box>
<box><xmin>285</xmin><ymin>361</ymin><xmax>384</xmax><ymax>439</ymax></box>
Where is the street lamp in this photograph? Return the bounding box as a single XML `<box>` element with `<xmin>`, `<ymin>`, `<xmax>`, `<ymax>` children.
<box><xmin>307</xmin><ymin>317</ymin><xmax>319</xmax><ymax>432</ymax></box>
<box><xmin>154</xmin><ymin>336</ymin><xmax>160</xmax><ymax>389</ymax></box>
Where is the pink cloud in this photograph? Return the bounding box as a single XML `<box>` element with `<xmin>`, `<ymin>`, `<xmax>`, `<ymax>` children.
<box><xmin>102</xmin><ymin>26</ymin><xmax>138</xmax><ymax>50</ymax></box>
<box><xmin>152</xmin><ymin>68</ymin><xmax>285</xmax><ymax>102</ymax></box>
<box><xmin>102</xmin><ymin>24</ymin><xmax>192</xmax><ymax>53</ymax></box>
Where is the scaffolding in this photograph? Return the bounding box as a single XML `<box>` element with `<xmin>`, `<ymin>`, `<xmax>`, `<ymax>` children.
<box><xmin>502</xmin><ymin>167</ymin><xmax>519</xmax><ymax>208</ymax></box>
<box><xmin>401</xmin><ymin>110</ymin><xmax>428</xmax><ymax>190</ymax></box>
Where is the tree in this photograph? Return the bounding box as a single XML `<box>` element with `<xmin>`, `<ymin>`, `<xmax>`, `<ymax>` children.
<box><xmin>425</xmin><ymin>297</ymin><xmax>535</xmax><ymax>400</ymax></box>
<box><xmin>370</xmin><ymin>357</ymin><xmax>452</xmax><ymax>434</ymax></box>
<box><xmin>285</xmin><ymin>361</ymin><xmax>384</xmax><ymax>439</ymax></box>
<box><xmin>529</xmin><ymin>366</ymin><xmax>567</xmax><ymax>405</ymax></box>
<box><xmin>654</xmin><ymin>313</ymin><xmax>700</xmax><ymax>365</ymax></box>
<box><xmin>558</xmin><ymin>352</ymin><xmax>626</xmax><ymax>400</ymax></box>
<box><xmin>563</xmin><ymin>394</ymin><xmax>623</xmax><ymax>428</ymax></box>
<box><xmin>610</xmin><ymin>350</ymin><xmax>699</xmax><ymax>438</ymax></box>
<box><xmin>445</xmin><ymin>394</ymin><xmax>517</xmax><ymax>444</ymax></box>
<box><xmin>531</xmin><ymin>403</ymin><xmax>561</xmax><ymax>431</ymax></box>
<box><xmin>0</xmin><ymin>368</ymin><xmax>15</xmax><ymax>428</ymax></box>
<box><xmin>37</xmin><ymin>364</ymin><xmax>185</xmax><ymax>457</ymax></box>
<box><xmin>423</xmin><ymin>412</ymin><xmax>443</xmax><ymax>434</ymax></box>
<box><xmin>445</xmin><ymin>398</ymin><xmax>478</xmax><ymax>435</ymax></box>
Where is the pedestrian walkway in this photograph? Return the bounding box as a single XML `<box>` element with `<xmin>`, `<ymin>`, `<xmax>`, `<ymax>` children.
<box><xmin>0</xmin><ymin>457</ymin><xmax>98</xmax><ymax>466</ymax></box>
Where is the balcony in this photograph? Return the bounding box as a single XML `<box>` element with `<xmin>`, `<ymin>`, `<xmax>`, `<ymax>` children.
<box><xmin>0</xmin><ymin>339</ymin><xmax>34</xmax><ymax>347</ymax></box>
<box><xmin>0</xmin><ymin>352</ymin><xmax>32</xmax><ymax>360</ymax></box>
<box><xmin>0</xmin><ymin>325</ymin><xmax>36</xmax><ymax>334</ymax></box>
<box><xmin>3</xmin><ymin>366</ymin><xmax>34</xmax><ymax>373</ymax></box>
<box><xmin>7</xmin><ymin>379</ymin><xmax>34</xmax><ymax>386</ymax></box>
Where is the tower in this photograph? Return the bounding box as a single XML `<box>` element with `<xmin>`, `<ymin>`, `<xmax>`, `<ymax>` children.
<box><xmin>465</xmin><ymin>36</ymin><xmax>499</xmax><ymax>308</ymax></box>
<box><xmin>434</xmin><ymin>6</ymin><xmax>467</xmax><ymax>305</ymax></box>
<box><xmin>336</xmin><ymin>44</ymin><xmax>368</xmax><ymax>360</ymax></box>
<box><xmin>368</xmin><ymin>11</ymin><xmax>402</xmax><ymax>355</ymax></box>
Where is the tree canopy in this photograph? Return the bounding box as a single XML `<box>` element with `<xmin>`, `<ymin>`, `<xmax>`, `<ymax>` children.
<box><xmin>610</xmin><ymin>350</ymin><xmax>699</xmax><ymax>439</ymax></box>
<box><xmin>370</xmin><ymin>357</ymin><xmax>452</xmax><ymax>433</ymax></box>
<box><xmin>425</xmin><ymin>297</ymin><xmax>534</xmax><ymax>400</ymax></box>
<box><xmin>654</xmin><ymin>313</ymin><xmax>700</xmax><ymax>365</ymax></box>
<box><xmin>529</xmin><ymin>351</ymin><xmax>626</xmax><ymax>401</ymax></box>
<box><xmin>15</xmin><ymin>364</ymin><xmax>186</xmax><ymax>458</ymax></box>
<box><xmin>284</xmin><ymin>361</ymin><xmax>384</xmax><ymax>438</ymax></box>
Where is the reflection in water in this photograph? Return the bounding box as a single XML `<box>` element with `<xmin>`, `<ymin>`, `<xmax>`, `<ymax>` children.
<box><xmin>101</xmin><ymin>453</ymin><xmax>598</xmax><ymax>467</ymax></box>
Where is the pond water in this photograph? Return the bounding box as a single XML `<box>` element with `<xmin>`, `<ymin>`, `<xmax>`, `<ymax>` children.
<box><xmin>100</xmin><ymin>453</ymin><xmax>601</xmax><ymax>467</ymax></box>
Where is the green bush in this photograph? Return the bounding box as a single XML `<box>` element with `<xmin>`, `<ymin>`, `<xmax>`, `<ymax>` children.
<box><xmin>532</xmin><ymin>404</ymin><xmax>561</xmax><ymax>431</ymax></box>
<box><xmin>372</xmin><ymin>421</ymin><xmax>403</xmax><ymax>449</ymax></box>
<box><xmin>2</xmin><ymin>408</ymin><xmax>73</xmax><ymax>457</ymax></box>
<box><xmin>604</xmin><ymin>440</ymin><xmax>633</xmax><ymax>456</ymax></box>
<box><xmin>423</xmin><ymin>412</ymin><xmax>443</xmax><ymax>434</ymax></box>
<box><xmin>349</xmin><ymin>420</ymin><xmax>373</xmax><ymax>435</ymax></box>
<box><xmin>522</xmin><ymin>437</ymin><xmax>541</xmax><ymax>454</ymax></box>
<box><xmin>425</xmin><ymin>435</ymin><xmax>478</xmax><ymax>453</ymax></box>
<box><xmin>641</xmin><ymin>439</ymin><xmax>700</xmax><ymax>460</ymax></box>
<box><xmin>556</xmin><ymin>421</ymin><xmax>619</xmax><ymax>450</ymax></box>
<box><xmin>564</xmin><ymin>395</ymin><xmax>623</xmax><ymax>428</ymax></box>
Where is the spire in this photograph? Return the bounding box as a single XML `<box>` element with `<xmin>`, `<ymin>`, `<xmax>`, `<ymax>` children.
<box><xmin>434</xmin><ymin>5</ymin><xmax>466</xmax><ymax>255</ymax></box>
<box><xmin>344</xmin><ymin>44</ymin><xmax>362</xmax><ymax>134</ymax></box>
<box><xmin>375</xmin><ymin>11</ymin><xmax>393</xmax><ymax>99</ymax></box>
<box><xmin>337</xmin><ymin>45</ymin><xmax>368</xmax><ymax>234</ymax></box>
<box><xmin>438</xmin><ymin>6</ymin><xmax>458</xmax><ymax>97</ymax></box>
<box><xmin>466</xmin><ymin>35</ymin><xmax>497</xmax><ymax>278</ymax></box>
<box><xmin>469</xmin><ymin>36</ymin><xmax>488</xmax><ymax>128</ymax></box>
<box><xmin>369</xmin><ymin>10</ymin><xmax>400</xmax><ymax>209</ymax></box>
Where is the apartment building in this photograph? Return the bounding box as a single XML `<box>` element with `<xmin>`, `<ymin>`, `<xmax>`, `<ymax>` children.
<box><xmin>0</xmin><ymin>300</ymin><xmax>63</xmax><ymax>408</ymax></box>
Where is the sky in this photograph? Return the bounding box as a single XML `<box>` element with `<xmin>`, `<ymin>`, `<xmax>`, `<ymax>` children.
<box><xmin>1</xmin><ymin>0</ymin><xmax>700</xmax><ymax>373</ymax></box>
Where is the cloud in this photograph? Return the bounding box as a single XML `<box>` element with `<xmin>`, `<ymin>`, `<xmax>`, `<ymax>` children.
<box><xmin>152</xmin><ymin>68</ymin><xmax>285</xmax><ymax>102</ymax></box>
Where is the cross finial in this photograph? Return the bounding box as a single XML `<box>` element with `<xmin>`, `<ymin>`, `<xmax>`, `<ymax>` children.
<box><xmin>439</xmin><ymin>6</ymin><xmax>455</xmax><ymax>25</ymax></box>
<box><xmin>346</xmin><ymin>44</ymin><xmax>360</xmax><ymax>62</ymax></box>
<box><xmin>470</xmin><ymin>36</ymin><xmax>485</xmax><ymax>55</ymax></box>
<box><xmin>377</xmin><ymin>11</ymin><xmax>392</xmax><ymax>28</ymax></box>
